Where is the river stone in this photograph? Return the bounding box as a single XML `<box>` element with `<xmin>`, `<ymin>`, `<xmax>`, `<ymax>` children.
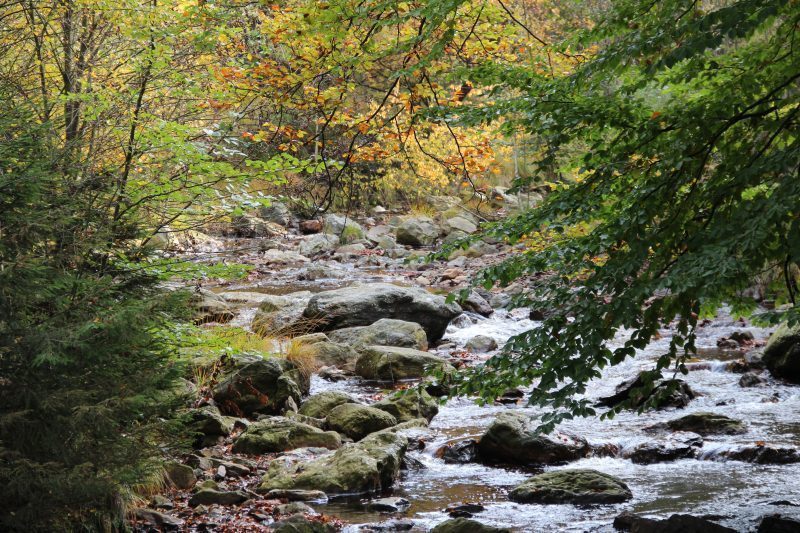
<box><xmin>465</xmin><ymin>335</ymin><xmax>498</xmax><ymax>353</ymax></box>
<box><xmin>164</xmin><ymin>462</ymin><xmax>196</xmax><ymax>489</ymax></box>
<box><xmin>477</xmin><ymin>412</ymin><xmax>589</xmax><ymax>465</ymax></box>
<box><xmin>323</xmin><ymin>214</ymin><xmax>365</xmax><ymax>243</ymax></box>
<box><xmin>597</xmin><ymin>372</ymin><xmax>695</xmax><ymax>410</ymax></box>
<box><xmin>326</xmin><ymin>403</ymin><xmax>398</xmax><ymax>441</ymax></box>
<box><xmin>257</xmin><ymin>432</ymin><xmax>408</xmax><ymax>496</ymax></box>
<box><xmin>299</xmin><ymin>233</ymin><xmax>340</xmax><ymax>256</ymax></box>
<box><xmin>437</xmin><ymin>439</ymin><xmax>480</xmax><ymax>464</ymax></box>
<box><xmin>614</xmin><ymin>511</ymin><xmax>736</xmax><ymax>532</ymax></box>
<box><xmin>302</xmin><ymin>283</ymin><xmax>461</xmax><ymax>341</ymax></box>
<box><xmin>188</xmin><ymin>489</ymin><xmax>248</xmax><ymax>507</ymax></box>
<box><xmin>396</xmin><ymin>216</ymin><xmax>440</xmax><ymax>247</ymax></box>
<box><xmin>661</xmin><ymin>412</ymin><xmax>747</xmax><ymax>436</ymax></box>
<box><xmin>212</xmin><ymin>355</ymin><xmax>302</xmax><ymax>417</ymax></box>
<box><xmin>763</xmin><ymin>322</ymin><xmax>800</xmax><ymax>383</ymax></box>
<box><xmin>510</xmin><ymin>469</ymin><xmax>632</xmax><ymax>504</ymax></box>
<box><xmin>444</xmin><ymin>216</ymin><xmax>478</xmax><ymax>235</ymax></box>
<box><xmin>272</xmin><ymin>515</ymin><xmax>338</xmax><ymax>533</ymax></box>
<box><xmin>252</xmin><ymin>291</ymin><xmax>314</xmax><ymax>336</ymax></box>
<box><xmin>299</xmin><ymin>391</ymin><xmax>359</xmax><ymax>419</ymax></box>
<box><xmin>266</xmin><ymin>489</ymin><xmax>328</xmax><ymax>502</ymax></box>
<box><xmin>133</xmin><ymin>508</ymin><xmax>185</xmax><ymax>530</ymax></box>
<box><xmin>301</xmin><ymin>341</ymin><xmax>360</xmax><ymax>370</ymax></box>
<box><xmin>717</xmin><ymin>445</ymin><xmax>800</xmax><ymax>464</ymax></box>
<box><xmin>355</xmin><ymin>346</ymin><xmax>451</xmax><ymax>382</ymax></box>
<box><xmin>328</xmin><ymin>319</ymin><xmax>429</xmax><ymax>351</ymax></box>
<box><xmin>373</xmin><ymin>388</ymin><xmax>439</xmax><ymax>422</ymax></box>
<box><xmin>462</xmin><ymin>291</ymin><xmax>493</xmax><ymax>317</ymax></box>
<box><xmin>232</xmin><ymin>417</ymin><xmax>342</xmax><ymax>454</ymax></box>
<box><xmin>366</xmin><ymin>497</ymin><xmax>411</xmax><ymax>512</ymax></box>
<box><xmin>189</xmin><ymin>289</ymin><xmax>235</xmax><ymax>324</ymax></box>
<box><xmin>624</xmin><ymin>432</ymin><xmax>703</xmax><ymax>464</ymax></box>
<box><xmin>431</xmin><ymin>518</ymin><xmax>511</xmax><ymax>533</ymax></box>
<box><xmin>758</xmin><ymin>514</ymin><xmax>800</xmax><ymax>533</ymax></box>
<box><xmin>260</xmin><ymin>201</ymin><xmax>293</xmax><ymax>226</ymax></box>
<box><xmin>189</xmin><ymin>405</ymin><xmax>235</xmax><ymax>438</ymax></box>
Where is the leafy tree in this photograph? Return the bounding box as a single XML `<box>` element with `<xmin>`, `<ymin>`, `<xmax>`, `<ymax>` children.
<box><xmin>436</xmin><ymin>0</ymin><xmax>800</xmax><ymax>430</ymax></box>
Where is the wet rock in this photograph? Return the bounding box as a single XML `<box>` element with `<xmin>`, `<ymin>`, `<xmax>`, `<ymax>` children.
<box><xmin>299</xmin><ymin>219</ymin><xmax>323</xmax><ymax>234</ymax></box>
<box><xmin>624</xmin><ymin>433</ymin><xmax>702</xmax><ymax>464</ymax></box>
<box><xmin>218</xmin><ymin>291</ymin><xmax>274</xmax><ymax>307</ymax></box>
<box><xmin>373</xmin><ymin>388</ymin><xmax>439</xmax><ymax>423</ymax></box>
<box><xmin>613</xmin><ymin>512</ymin><xmax>735</xmax><ymax>532</ymax></box>
<box><xmin>437</xmin><ymin>438</ymin><xmax>479</xmax><ymax>464</ymax></box>
<box><xmin>495</xmin><ymin>388</ymin><xmax>524</xmax><ymax>404</ymax></box>
<box><xmin>263</xmin><ymin>249</ymin><xmax>310</xmax><ymax>265</ymax></box>
<box><xmin>303</xmin><ymin>283</ymin><xmax>461</xmax><ymax>341</ymax></box>
<box><xmin>189</xmin><ymin>289</ymin><xmax>235</xmax><ymax>324</ymax></box>
<box><xmin>446</xmin><ymin>502</ymin><xmax>485</xmax><ymax>518</ymax></box>
<box><xmin>323</xmin><ymin>213</ymin><xmax>365</xmax><ymax>243</ymax></box>
<box><xmin>325</xmin><ymin>403</ymin><xmax>398</xmax><ymax>441</ymax></box>
<box><xmin>657</xmin><ymin>412</ymin><xmax>747</xmax><ymax>436</ymax></box>
<box><xmin>164</xmin><ymin>462</ymin><xmax>196</xmax><ymax>489</ymax></box>
<box><xmin>133</xmin><ymin>508</ymin><xmax>185</xmax><ymax>530</ymax></box>
<box><xmin>318</xmin><ymin>366</ymin><xmax>350</xmax><ymax>381</ymax></box>
<box><xmin>272</xmin><ymin>515</ymin><xmax>338</xmax><ymax>533</ymax></box>
<box><xmin>257</xmin><ymin>432</ymin><xmax>408</xmax><ymax>496</ymax></box>
<box><xmin>188</xmin><ymin>489</ymin><xmax>249</xmax><ymax>507</ymax></box>
<box><xmin>366</xmin><ymin>497</ymin><xmax>410</xmax><ymax>512</ymax></box>
<box><xmin>359</xmin><ymin>519</ymin><xmax>415</xmax><ymax>531</ymax></box>
<box><xmin>757</xmin><ymin>514</ymin><xmax>800</xmax><ymax>533</ymax></box>
<box><xmin>431</xmin><ymin>518</ymin><xmax>511</xmax><ymax>533</ymax></box>
<box><xmin>764</xmin><ymin>322</ymin><xmax>800</xmax><ymax>383</ymax></box>
<box><xmin>396</xmin><ymin>216</ymin><xmax>439</xmax><ymax>247</ymax></box>
<box><xmin>597</xmin><ymin>373</ymin><xmax>696</xmax><ymax>410</ymax></box>
<box><xmin>266</xmin><ymin>489</ymin><xmax>328</xmax><ymax>502</ymax></box>
<box><xmin>232</xmin><ymin>417</ymin><xmax>342</xmax><ymax>453</ymax></box>
<box><xmin>465</xmin><ymin>335</ymin><xmax>498</xmax><ymax>353</ymax></box>
<box><xmin>716</xmin><ymin>445</ymin><xmax>800</xmax><ymax>464</ymax></box>
<box><xmin>510</xmin><ymin>469</ymin><xmax>632</xmax><ymax>505</ymax></box>
<box><xmin>329</xmin><ymin>319</ymin><xmax>429</xmax><ymax>351</ymax></box>
<box><xmin>355</xmin><ymin>346</ymin><xmax>452</xmax><ymax>382</ymax></box>
<box><xmin>299</xmin><ymin>234</ymin><xmax>340</xmax><ymax>256</ymax></box>
<box><xmin>299</xmin><ymin>391</ymin><xmax>359</xmax><ymax>419</ymax></box>
<box><xmin>462</xmin><ymin>291</ymin><xmax>493</xmax><ymax>317</ymax></box>
<box><xmin>212</xmin><ymin>355</ymin><xmax>302</xmax><ymax>417</ymax></box>
<box><xmin>739</xmin><ymin>372</ymin><xmax>767</xmax><ymax>387</ymax></box>
<box><xmin>477</xmin><ymin>412</ymin><xmax>589</xmax><ymax>466</ymax></box>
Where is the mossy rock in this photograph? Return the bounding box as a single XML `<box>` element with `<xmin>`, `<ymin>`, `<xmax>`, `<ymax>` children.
<box><xmin>325</xmin><ymin>403</ymin><xmax>397</xmax><ymax>441</ymax></box>
<box><xmin>509</xmin><ymin>469</ymin><xmax>632</xmax><ymax>504</ymax></box>
<box><xmin>373</xmin><ymin>388</ymin><xmax>438</xmax><ymax>423</ymax></box>
<box><xmin>664</xmin><ymin>412</ymin><xmax>747</xmax><ymax>436</ymax></box>
<box><xmin>763</xmin><ymin>322</ymin><xmax>800</xmax><ymax>383</ymax></box>
<box><xmin>164</xmin><ymin>462</ymin><xmax>196</xmax><ymax>490</ymax></box>
<box><xmin>298</xmin><ymin>391</ymin><xmax>358</xmax><ymax>419</ymax></box>
<box><xmin>257</xmin><ymin>432</ymin><xmax>408</xmax><ymax>496</ymax></box>
<box><xmin>232</xmin><ymin>417</ymin><xmax>342</xmax><ymax>454</ymax></box>
<box><xmin>328</xmin><ymin>319</ymin><xmax>429</xmax><ymax>351</ymax></box>
<box><xmin>355</xmin><ymin>345</ymin><xmax>451</xmax><ymax>383</ymax></box>
<box><xmin>188</xmin><ymin>489</ymin><xmax>248</xmax><ymax>507</ymax></box>
<box><xmin>302</xmin><ymin>341</ymin><xmax>360</xmax><ymax>371</ymax></box>
<box><xmin>212</xmin><ymin>355</ymin><xmax>302</xmax><ymax>416</ymax></box>
<box><xmin>271</xmin><ymin>515</ymin><xmax>338</xmax><ymax>533</ymax></box>
<box><xmin>431</xmin><ymin>518</ymin><xmax>511</xmax><ymax>533</ymax></box>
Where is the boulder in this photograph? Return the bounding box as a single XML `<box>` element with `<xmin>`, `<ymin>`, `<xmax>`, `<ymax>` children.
<box><xmin>251</xmin><ymin>291</ymin><xmax>314</xmax><ymax>336</ymax></box>
<box><xmin>763</xmin><ymin>322</ymin><xmax>800</xmax><ymax>383</ymax></box>
<box><xmin>355</xmin><ymin>346</ymin><xmax>451</xmax><ymax>382</ymax></box>
<box><xmin>428</xmin><ymin>196</ymin><xmax>463</xmax><ymax>212</ymax></box>
<box><xmin>300</xmin><ymin>341</ymin><xmax>360</xmax><ymax>371</ymax></box>
<box><xmin>188</xmin><ymin>405</ymin><xmax>235</xmax><ymax>440</ymax></box>
<box><xmin>189</xmin><ymin>289</ymin><xmax>235</xmax><ymax>324</ymax></box>
<box><xmin>263</xmin><ymin>249</ymin><xmax>310</xmax><ymax>264</ymax></box>
<box><xmin>623</xmin><ymin>432</ymin><xmax>703</xmax><ymax>464</ymax></box>
<box><xmin>329</xmin><ymin>319</ymin><xmax>429</xmax><ymax>351</ymax></box>
<box><xmin>272</xmin><ymin>515</ymin><xmax>338</xmax><ymax>533</ymax></box>
<box><xmin>444</xmin><ymin>216</ymin><xmax>478</xmax><ymax>235</ymax></box>
<box><xmin>365</xmin><ymin>497</ymin><xmax>411</xmax><ymax>512</ymax></box>
<box><xmin>323</xmin><ymin>214</ymin><xmax>364</xmax><ymax>243</ymax></box>
<box><xmin>437</xmin><ymin>439</ymin><xmax>480</xmax><ymax>464</ymax></box>
<box><xmin>431</xmin><ymin>518</ymin><xmax>511</xmax><ymax>533</ymax></box>
<box><xmin>133</xmin><ymin>508</ymin><xmax>185</xmax><ymax>530</ymax></box>
<box><xmin>477</xmin><ymin>412</ymin><xmax>589</xmax><ymax>465</ymax></box>
<box><xmin>465</xmin><ymin>335</ymin><xmax>498</xmax><ymax>353</ymax></box>
<box><xmin>299</xmin><ymin>219</ymin><xmax>323</xmax><ymax>234</ymax></box>
<box><xmin>659</xmin><ymin>412</ymin><xmax>747</xmax><ymax>436</ymax></box>
<box><xmin>757</xmin><ymin>514</ymin><xmax>800</xmax><ymax>533</ymax></box>
<box><xmin>188</xmin><ymin>489</ymin><xmax>248</xmax><ymax>507</ymax></box>
<box><xmin>212</xmin><ymin>355</ymin><xmax>302</xmax><ymax>417</ymax></box>
<box><xmin>299</xmin><ymin>234</ymin><xmax>340</xmax><ymax>256</ymax></box>
<box><xmin>716</xmin><ymin>445</ymin><xmax>800</xmax><ymax>464</ymax></box>
<box><xmin>613</xmin><ymin>511</ymin><xmax>736</xmax><ymax>532</ymax></box>
<box><xmin>462</xmin><ymin>291</ymin><xmax>493</xmax><ymax>317</ymax></box>
<box><xmin>260</xmin><ymin>201</ymin><xmax>293</xmax><ymax>226</ymax></box>
<box><xmin>265</xmin><ymin>489</ymin><xmax>328</xmax><ymax>502</ymax></box>
<box><xmin>325</xmin><ymin>403</ymin><xmax>398</xmax><ymax>441</ymax></box>
<box><xmin>257</xmin><ymin>432</ymin><xmax>408</xmax><ymax>496</ymax></box>
<box><xmin>396</xmin><ymin>216</ymin><xmax>440</xmax><ymax>247</ymax></box>
<box><xmin>299</xmin><ymin>391</ymin><xmax>359</xmax><ymax>419</ymax></box>
<box><xmin>739</xmin><ymin>372</ymin><xmax>767</xmax><ymax>387</ymax></box>
<box><xmin>510</xmin><ymin>469</ymin><xmax>632</xmax><ymax>504</ymax></box>
<box><xmin>597</xmin><ymin>373</ymin><xmax>695</xmax><ymax>410</ymax></box>
<box><xmin>302</xmin><ymin>283</ymin><xmax>461</xmax><ymax>341</ymax></box>
<box><xmin>232</xmin><ymin>417</ymin><xmax>342</xmax><ymax>454</ymax></box>
<box><xmin>164</xmin><ymin>462</ymin><xmax>196</xmax><ymax>490</ymax></box>
<box><xmin>373</xmin><ymin>388</ymin><xmax>439</xmax><ymax>422</ymax></box>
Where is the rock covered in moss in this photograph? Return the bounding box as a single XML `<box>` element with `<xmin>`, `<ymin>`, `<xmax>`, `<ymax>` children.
<box><xmin>660</xmin><ymin>412</ymin><xmax>747</xmax><ymax>436</ymax></box>
<box><xmin>325</xmin><ymin>403</ymin><xmax>397</xmax><ymax>441</ymax></box>
<box><xmin>329</xmin><ymin>319</ymin><xmax>429</xmax><ymax>351</ymax></box>
<box><xmin>763</xmin><ymin>322</ymin><xmax>800</xmax><ymax>383</ymax></box>
<box><xmin>373</xmin><ymin>388</ymin><xmax>439</xmax><ymax>423</ymax></box>
<box><xmin>232</xmin><ymin>417</ymin><xmax>342</xmax><ymax>454</ymax></box>
<box><xmin>431</xmin><ymin>518</ymin><xmax>511</xmax><ymax>533</ymax></box>
<box><xmin>509</xmin><ymin>469</ymin><xmax>632</xmax><ymax>504</ymax></box>
<box><xmin>212</xmin><ymin>355</ymin><xmax>303</xmax><ymax>417</ymax></box>
<box><xmin>298</xmin><ymin>391</ymin><xmax>359</xmax><ymax>419</ymax></box>
<box><xmin>355</xmin><ymin>346</ymin><xmax>451</xmax><ymax>382</ymax></box>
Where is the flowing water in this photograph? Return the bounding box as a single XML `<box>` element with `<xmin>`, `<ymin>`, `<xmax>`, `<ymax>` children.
<box><xmin>211</xmin><ymin>247</ymin><xmax>800</xmax><ymax>532</ymax></box>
